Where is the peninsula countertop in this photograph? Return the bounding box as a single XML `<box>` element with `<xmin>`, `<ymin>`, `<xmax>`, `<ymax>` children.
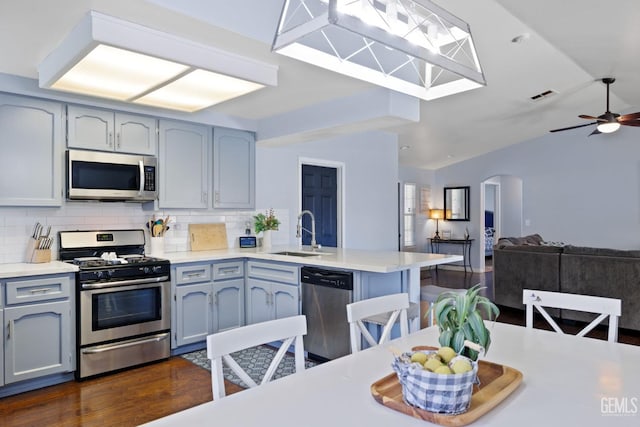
<box><xmin>0</xmin><ymin>247</ymin><xmax>463</xmax><ymax>278</ymax></box>
<box><xmin>160</xmin><ymin>246</ymin><xmax>463</xmax><ymax>273</ymax></box>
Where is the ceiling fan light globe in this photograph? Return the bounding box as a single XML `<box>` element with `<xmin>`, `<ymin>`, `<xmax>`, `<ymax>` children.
<box><xmin>596</xmin><ymin>122</ymin><xmax>621</xmax><ymax>133</ymax></box>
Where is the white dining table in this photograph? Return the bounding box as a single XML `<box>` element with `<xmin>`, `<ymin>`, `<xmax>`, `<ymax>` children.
<box><xmin>141</xmin><ymin>322</ymin><xmax>640</xmax><ymax>426</ymax></box>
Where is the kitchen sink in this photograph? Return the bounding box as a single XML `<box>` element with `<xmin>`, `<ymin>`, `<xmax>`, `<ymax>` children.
<box><xmin>271</xmin><ymin>251</ymin><xmax>328</xmax><ymax>257</ymax></box>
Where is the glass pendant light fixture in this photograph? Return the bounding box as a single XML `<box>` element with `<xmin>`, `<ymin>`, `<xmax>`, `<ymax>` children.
<box><xmin>272</xmin><ymin>0</ymin><xmax>486</xmax><ymax>101</ymax></box>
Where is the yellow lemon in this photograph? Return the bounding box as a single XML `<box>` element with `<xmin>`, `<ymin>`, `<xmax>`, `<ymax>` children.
<box><xmin>434</xmin><ymin>365</ymin><xmax>453</xmax><ymax>375</ymax></box>
<box><xmin>451</xmin><ymin>359</ymin><xmax>473</xmax><ymax>374</ymax></box>
<box><xmin>437</xmin><ymin>346</ymin><xmax>457</xmax><ymax>364</ymax></box>
<box><xmin>423</xmin><ymin>357</ymin><xmax>444</xmax><ymax>372</ymax></box>
<box><xmin>410</xmin><ymin>352</ymin><xmax>428</xmax><ymax>365</ymax></box>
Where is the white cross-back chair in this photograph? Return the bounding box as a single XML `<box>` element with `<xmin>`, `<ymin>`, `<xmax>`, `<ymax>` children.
<box><xmin>346</xmin><ymin>293</ymin><xmax>409</xmax><ymax>353</ymax></box>
<box><xmin>206</xmin><ymin>315</ymin><xmax>307</xmax><ymax>400</ymax></box>
<box><xmin>523</xmin><ymin>289</ymin><xmax>621</xmax><ymax>342</ymax></box>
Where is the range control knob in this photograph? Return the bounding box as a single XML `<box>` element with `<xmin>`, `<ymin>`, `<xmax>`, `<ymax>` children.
<box><xmin>143</xmin><ymin>266</ymin><xmax>151</xmax><ymax>274</ymax></box>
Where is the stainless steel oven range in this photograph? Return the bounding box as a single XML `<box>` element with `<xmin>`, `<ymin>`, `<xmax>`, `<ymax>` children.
<box><xmin>59</xmin><ymin>229</ymin><xmax>170</xmax><ymax>379</ymax></box>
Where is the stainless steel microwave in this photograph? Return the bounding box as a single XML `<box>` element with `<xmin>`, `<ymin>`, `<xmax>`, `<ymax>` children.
<box><xmin>67</xmin><ymin>149</ymin><xmax>158</xmax><ymax>201</ymax></box>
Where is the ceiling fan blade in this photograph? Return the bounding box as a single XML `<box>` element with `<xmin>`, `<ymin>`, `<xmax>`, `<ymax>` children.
<box><xmin>578</xmin><ymin>114</ymin><xmax>600</xmax><ymax>120</ymax></box>
<box><xmin>619</xmin><ymin>119</ymin><xmax>640</xmax><ymax>127</ymax></box>
<box><xmin>617</xmin><ymin>111</ymin><xmax>640</xmax><ymax>121</ymax></box>
<box><xmin>550</xmin><ymin>122</ymin><xmax>597</xmax><ymax>133</ymax></box>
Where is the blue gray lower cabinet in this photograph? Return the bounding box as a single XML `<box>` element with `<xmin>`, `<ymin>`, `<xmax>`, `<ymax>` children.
<box><xmin>172</xmin><ymin>260</ymin><xmax>301</xmax><ymax>351</ymax></box>
<box><xmin>172</xmin><ymin>260</ymin><xmax>245</xmax><ymax>348</ymax></box>
<box><xmin>245</xmin><ymin>279</ymin><xmax>299</xmax><ymax>325</ymax></box>
<box><xmin>244</xmin><ymin>261</ymin><xmax>300</xmax><ymax>326</ymax></box>
<box><xmin>4</xmin><ymin>300</ymin><xmax>72</xmax><ymax>383</ymax></box>
<box><xmin>0</xmin><ymin>273</ymin><xmax>75</xmax><ymax>396</ymax></box>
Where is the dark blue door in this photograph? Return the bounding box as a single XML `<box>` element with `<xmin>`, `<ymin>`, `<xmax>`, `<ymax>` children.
<box><xmin>302</xmin><ymin>165</ymin><xmax>337</xmax><ymax>247</ymax></box>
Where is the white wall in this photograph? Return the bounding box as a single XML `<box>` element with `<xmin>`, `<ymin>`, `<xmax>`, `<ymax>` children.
<box><xmin>433</xmin><ymin>124</ymin><xmax>640</xmax><ymax>269</ymax></box>
<box><xmin>255</xmin><ymin>131</ymin><xmax>399</xmax><ymax>251</ymax></box>
<box><xmin>498</xmin><ymin>175</ymin><xmax>523</xmax><ymax>238</ymax></box>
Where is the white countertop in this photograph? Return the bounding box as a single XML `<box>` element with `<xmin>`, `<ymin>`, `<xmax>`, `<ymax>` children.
<box><xmin>0</xmin><ymin>247</ymin><xmax>462</xmax><ymax>278</ymax></box>
<box><xmin>0</xmin><ymin>261</ymin><xmax>78</xmax><ymax>279</ymax></box>
<box><xmin>143</xmin><ymin>322</ymin><xmax>640</xmax><ymax>427</ymax></box>
<box><xmin>161</xmin><ymin>246</ymin><xmax>463</xmax><ymax>273</ymax></box>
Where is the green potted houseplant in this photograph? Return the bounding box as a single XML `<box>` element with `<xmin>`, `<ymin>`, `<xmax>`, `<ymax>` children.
<box><xmin>430</xmin><ymin>284</ymin><xmax>500</xmax><ymax>361</ymax></box>
<box><xmin>254</xmin><ymin>209</ymin><xmax>280</xmax><ymax>248</ymax></box>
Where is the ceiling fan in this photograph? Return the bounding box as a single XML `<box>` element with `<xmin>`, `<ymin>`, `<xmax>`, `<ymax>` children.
<box><xmin>550</xmin><ymin>78</ymin><xmax>640</xmax><ymax>135</ymax></box>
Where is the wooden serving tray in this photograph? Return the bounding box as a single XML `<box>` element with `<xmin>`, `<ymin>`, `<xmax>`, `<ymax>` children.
<box><xmin>371</xmin><ymin>346</ymin><xmax>523</xmax><ymax>426</ymax></box>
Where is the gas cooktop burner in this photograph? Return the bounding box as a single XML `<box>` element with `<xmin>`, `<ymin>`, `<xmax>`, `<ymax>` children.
<box><xmin>59</xmin><ymin>229</ymin><xmax>169</xmax><ymax>272</ymax></box>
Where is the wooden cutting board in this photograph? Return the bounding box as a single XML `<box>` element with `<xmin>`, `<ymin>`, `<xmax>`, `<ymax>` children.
<box><xmin>189</xmin><ymin>223</ymin><xmax>228</xmax><ymax>251</ymax></box>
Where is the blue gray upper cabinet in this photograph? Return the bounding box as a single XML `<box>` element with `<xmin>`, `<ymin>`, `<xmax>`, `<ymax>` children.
<box><xmin>158</xmin><ymin>119</ymin><xmax>210</xmax><ymax>209</ymax></box>
<box><xmin>213</xmin><ymin>127</ymin><xmax>255</xmax><ymax>209</ymax></box>
<box><xmin>67</xmin><ymin>105</ymin><xmax>157</xmax><ymax>155</ymax></box>
<box><xmin>0</xmin><ymin>94</ymin><xmax>63</xmax><ymax>206</ymax></box>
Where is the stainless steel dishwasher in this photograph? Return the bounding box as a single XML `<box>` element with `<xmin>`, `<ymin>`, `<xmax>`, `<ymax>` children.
<box><xmin>301</xmin><ymin>266</ymin><xmax>353</xmax><ymax>361</ymax></box>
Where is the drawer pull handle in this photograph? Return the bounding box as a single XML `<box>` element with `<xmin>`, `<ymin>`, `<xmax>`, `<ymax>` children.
<box><xmin>186</xmin><ymin>272</ymin><xmax>204</xmax><ymax>278</ymax></box>
<box><xmin>30</xmin><ymin>287</ymin><xmax>53</xmax><ymax>294</ymax></box>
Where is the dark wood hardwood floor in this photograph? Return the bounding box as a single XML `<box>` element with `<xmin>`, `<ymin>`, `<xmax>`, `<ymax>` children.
<box><xmin>2</xmin><ymin>264</ymin><xmax>638</xmax><ymax>426</ymax></box>
<box><xmin>0</xmin><ymin>357</ymin><xmax>242</xmax><ymax>427</ymax></box>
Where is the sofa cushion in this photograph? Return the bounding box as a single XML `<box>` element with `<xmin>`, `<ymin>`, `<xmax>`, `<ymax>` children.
<box><xmin>560</xmin><ymin>250</ymin><xmax>640</xmax><ymax>330</ymax></box>
<box><xmin>493</xmin><ymin>246</ymin><xmax>561</xmax><ymax>311</ymax></box>
<box><xmin>562</xmin><ymin>245</ymin><xmax>640</xmax><ymax>258</ymax></box>
<box><xmin>497</xmin><ymin>244</ymin><xmax>563</xmax><ymax>254</ymax></box>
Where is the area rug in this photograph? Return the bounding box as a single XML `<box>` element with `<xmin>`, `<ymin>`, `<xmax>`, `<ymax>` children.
<box><xmin>181</xmin><ymin>345</ymin><xmax>317</xmax><ymax>388</ymax></box>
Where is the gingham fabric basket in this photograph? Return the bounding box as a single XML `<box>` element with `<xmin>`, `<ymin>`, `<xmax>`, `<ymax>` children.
<box><xmin>392</xmin><ymin>352</ymin><xmax>479</xmax><ymax>415</ymax></box>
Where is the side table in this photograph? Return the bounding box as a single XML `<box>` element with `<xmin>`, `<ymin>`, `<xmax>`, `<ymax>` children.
<box><xmin>429</xmin><ymin>238</ymin><xmax>474</xmax><ymax>273</ymax></box>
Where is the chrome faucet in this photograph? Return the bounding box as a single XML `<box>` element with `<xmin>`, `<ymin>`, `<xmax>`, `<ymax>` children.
<box><xmin>296</xmin><ymin>210</ymin><xmax>319</xmax><ymax>249</ymax></box>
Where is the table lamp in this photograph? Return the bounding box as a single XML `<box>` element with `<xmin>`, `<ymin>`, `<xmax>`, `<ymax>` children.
<box><xmin>428</xmin><ymin>209</ymin><xmax>444</xmax><ymax>239</ymax></box>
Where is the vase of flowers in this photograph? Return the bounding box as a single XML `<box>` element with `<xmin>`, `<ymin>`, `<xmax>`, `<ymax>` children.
<box><xmin>254</xmin><ymin>209</ymin><xmax>280</xmax><ymax>248</ymax></box>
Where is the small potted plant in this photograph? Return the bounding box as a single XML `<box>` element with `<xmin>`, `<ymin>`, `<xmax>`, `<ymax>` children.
<box><xmin>254</xmin><ymin>209</ymin><xmax>280</xmax><ymax>248</ymax></box>
<box><xmin>429</xmin><ymin>284</ymin><xmax>500</xmax><ymax>361</ymax></box>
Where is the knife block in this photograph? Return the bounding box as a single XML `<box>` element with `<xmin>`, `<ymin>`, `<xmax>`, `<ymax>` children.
<box><xmin>26</xmin><ymin>238</ymin><xmax>51</xmax><ymax>263</ymax></box>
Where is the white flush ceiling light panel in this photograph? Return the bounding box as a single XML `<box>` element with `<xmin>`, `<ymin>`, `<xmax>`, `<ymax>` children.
<box><xmin>39</xmin><ymin>11</ymin><xmax>277</xmax><ymax>112</ymax></box>
<box><xmin>272</xmin><ymin>0</ymin><xmax>485</xmax><ymax>101</ymax></box>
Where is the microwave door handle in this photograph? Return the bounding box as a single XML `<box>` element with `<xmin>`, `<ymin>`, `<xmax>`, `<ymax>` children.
<box><xmin>138</xmin><ymin>160</ymin><xmax>144</xmax><ymax>195</ymax></box>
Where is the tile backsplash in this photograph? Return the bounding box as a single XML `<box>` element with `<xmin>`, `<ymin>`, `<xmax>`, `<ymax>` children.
<box><xmin>0</xmin><ymin>204</ymin><xmax>290</xmax><ymax>264</ymax></box>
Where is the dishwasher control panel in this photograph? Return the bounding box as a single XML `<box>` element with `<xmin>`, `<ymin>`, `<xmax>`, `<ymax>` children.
<box><xmin>300</xmin><ymin>266</ymin><xmax>353</xmax><ymax>290</ymax></box>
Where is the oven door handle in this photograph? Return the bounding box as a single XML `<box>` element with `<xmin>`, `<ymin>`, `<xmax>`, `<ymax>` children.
<box><xmin>81</xmin><ymin>333</ymin><xmax>168</xmax><ymax>354</ymax></box>
<box><xmin>81</xmin><ymin>275</ymin><xmax>170</xmax><ymax>289</ymax></box>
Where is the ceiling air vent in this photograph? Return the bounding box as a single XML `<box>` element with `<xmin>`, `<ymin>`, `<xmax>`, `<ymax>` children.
<box><xmin>530</xmin><ymin>89</ymin><xmax>557</xmax><ymax>101</ymax></box>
